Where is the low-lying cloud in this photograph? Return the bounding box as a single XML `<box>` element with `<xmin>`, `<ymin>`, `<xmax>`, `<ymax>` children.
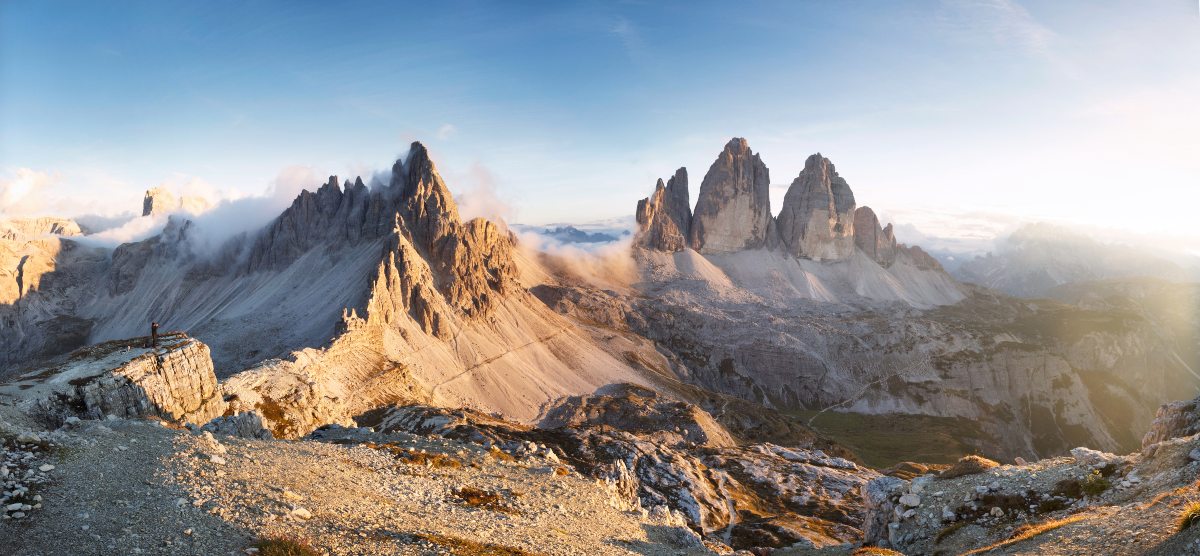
<box><xmin>74</xmin><ymin>165</ymin><xmax>327</xmax><ymax>253</ymax></box>
<box><xmin>515</xmin><ymin>225</ymin><xmax>639</xmax><ymax>291</ymax></box>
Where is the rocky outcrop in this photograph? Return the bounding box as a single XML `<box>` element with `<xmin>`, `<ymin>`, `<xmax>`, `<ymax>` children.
<box><xmin>776</xmin><ymin>153</ymin><xmax>856</xmax><ymax>260</ymax></box>
<box><xmin>853</xmin><ymin>206</ymin><xmax>897</xmax><ymax>266</ymax></box>
<box><xmin>688</xmin><ymin>138</ymin><xmax>773</xmax><ymax>254</ymax></box>
<box><xmin>15</xmin><ymin>333</ymin><xmax>225</xmax><ymax>425</ymax></box>
<box><xmin>537</xmin><ymin>383</ymin><xmax>736</xmax><ymax>448</ymax></box>
<box><xmin>1142</xmin><ymin>397</ymin><xmax>1200</xmax><ymax>448</ymax></box>
<box><xmin>373</xmin><ymin>389</ymin><xmax>878</xmax><ymax>550</ymax></box>
<box><xmin>897</xmin><ymin>244</ymin><xmax>943</xmax><ymax>271</ymax></box>
<box><xmin>635</xmin><ymin>168</ymin><xmax>691</xmax><ymax>251</ymax></box>
<box><xmin>365</xmin><ymin>218</ymin><xmax>455</xmax><ymax>338</ymax></box>
<box><xmin>0</xmin><ymin>217</ymin><xmax>82</xmax><ymax>239</ymax></box>
<box><xmin>860</xmin><ymin>426</ymin><xmax>1200</xmax><ymax>555</ymax></box>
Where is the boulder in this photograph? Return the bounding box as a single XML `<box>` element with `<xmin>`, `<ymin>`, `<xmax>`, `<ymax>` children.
<box><xmin>1070</xmin><ymin>446</ymin><xmax>1120</xmax><ymax>467</ymax></box>
<box><xmin>202</xmin><ymin>411</ymin><xmax>274</xmax><ymax>439</ymax></box>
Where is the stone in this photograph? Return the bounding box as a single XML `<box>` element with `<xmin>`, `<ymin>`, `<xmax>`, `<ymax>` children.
<box><xmin>1015</xmin><ymin>456</ymin><xmax>1029</xmax><ymax>466</ymax></box>
<box><xmin>942</xmin><ymin>506</ymin><xmax>956</xmax><ymax>522</ymax></box>
<box><xmin>202</xmin><ymin>412</ymin><xmax>273</xmax><ymax>440</ymax></box>
<box><xmin>290</xmin><ymin>507</ymin><xmax>312</xmax><ymax>520</ymax></box>
<box><xmin>15</xmin><ymin>433</ymin><xmax>40</xmax><ymax>444</ymax></box>
<box><xmin>990</xmin><ymin>507</ymin><xmax>1004</xmax><ymax>517</ymax></box>
<box><xmin>777</xmin><ymin>154</ymin><xmax>856</xmax><ymax>261</ymax></box>
<box><xmin>688</xmin><ymin>138</ymin><xmax>773</xmax><ymax>253</ymax></box>
<box><xmin>1070</xmin><ymin>447</ymin><xmax>1119</xmax><ymax>467</ymax></box>
<box><xmin>38</xmin><ymin>464</ymin><xmax>54</xmax><ymax>472</ymax></box>
<box><xmin>899</xmin><ymin>494</ymin><xmax>921</xmax><ymax>507</ymax></box>
<box><xmin>209</xmin><ymin>455</ymin><xmax>226</xmax><ymax>465</ymax></box>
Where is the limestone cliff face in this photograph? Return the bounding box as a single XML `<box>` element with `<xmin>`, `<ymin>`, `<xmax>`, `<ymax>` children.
<box><xmin>635</xmin><ymin>168</ymin><xmax>691</xmax><ymax>252</ymax></box>
<box><xmin>688</xmin><ymin>138</ymin><xmax>773</xmax><ymax>254</ymax></box>
<box><xmin>77</xmin><ymin>335</ymin><xmax>226</xmax><ymax>423</ymax></box>
<box><xmin>17</xmin><ymin>333</ymin><xmax>226</xmax><ymax>425</ymax></box>
<box><xmin>366</xmin><ymin>217</ymin><xmax>456</xmax><ymax>339</ymax></box>
<box><xmin>853</xmin><ymin>206</ymin><xmax>897</xmax><ymax>267</ymax></box>
<box><xmin>776</xmin><ymin>154</ymin><xmax>856</xmax><ymax>261</ymax></box>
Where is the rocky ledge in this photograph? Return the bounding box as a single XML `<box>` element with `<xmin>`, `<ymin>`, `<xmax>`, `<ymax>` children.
<box><xmin>4</xmin><ymin>333</ymin><xmax>226</xmax><ymax>426</ymax></box>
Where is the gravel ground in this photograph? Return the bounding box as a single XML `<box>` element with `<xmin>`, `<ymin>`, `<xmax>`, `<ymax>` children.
<box><xmin>0</xmin><ymin>415</ymin><xmax>712</xmax><ymax>556</ymax></box>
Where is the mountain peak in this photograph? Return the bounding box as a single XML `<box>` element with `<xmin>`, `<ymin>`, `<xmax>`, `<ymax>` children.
<box><xmin>688</xmin><ymin>138</ymin><xmax>772</xmax><ymax>253</ymax></box>
<box><xmin>777</xmin><ymin>153</ymin><xmax>856</xmax><ymax>260</ymax></box>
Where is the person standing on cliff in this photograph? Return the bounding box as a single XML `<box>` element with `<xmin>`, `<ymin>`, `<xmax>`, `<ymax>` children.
<box><xmin>150</xmin><ymin>321</ymin><xmax>159</xmax><ymax>348</ymax></box>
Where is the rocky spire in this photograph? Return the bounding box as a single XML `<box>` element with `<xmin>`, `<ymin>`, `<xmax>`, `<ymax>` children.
<box><xmin>394</xmin><ymin>141</ymin><xmax>461</xmax><ymax>255</ymax></box>
<box><xmin>776</xmin><ymin>154</ymin><xmax>856</xmax><ymax>260</ymax></box>
<box><xmin>635</xmin><ymin>168</ymin><xmax>691</xmax><ymax>251</ymax></box>
<box><xmin>853</xmin><ymin>206</ymin><xmax>897</xmax><ymax>267</ymax></box>
<box><xmin>688</xmin><ymin>138</ymin><xmax>773</xmax><ymax>254</ymax></box>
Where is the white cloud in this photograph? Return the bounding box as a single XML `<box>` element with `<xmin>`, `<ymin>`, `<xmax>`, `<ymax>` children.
<box><xmin>436</xmin><ymin>123</ymin><xmax>458</xmax><ymax>140</ymax></box>
<box><xmin>452</xmin><ymin>163</ymin><xmax>515</xmax><ymax>224</ymax></box>
<box><xmin>0</xmin><ymin>168</ymin><xmax>60</xmax><ymax>216</ymax></box>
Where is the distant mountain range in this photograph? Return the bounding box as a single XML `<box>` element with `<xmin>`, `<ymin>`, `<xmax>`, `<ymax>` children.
<box><xmin>952</xmin><ymin>222</ymin><xmax>1200</xmax><ymax>298</ymax></box>
<box><xmin>510</xmin><ymin>224</ymin><xmax>628</xmax><ymax>244</ymax></box>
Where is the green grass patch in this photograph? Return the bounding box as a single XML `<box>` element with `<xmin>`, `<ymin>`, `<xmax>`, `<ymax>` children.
<box><xmin>791</xmin><ymin>410</ymin><xmax>995</xmax><ymax>469</ymax></box>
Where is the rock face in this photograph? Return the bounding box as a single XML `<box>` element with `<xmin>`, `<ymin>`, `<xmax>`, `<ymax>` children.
<box><xmin>9</xmin><ymin>333</ymin><xmax>226</xmax><ymax>425</ymax></box>
<box><xmin>688</xmin><ymin>138</ymin><xmax>773</xmax><ymax>254</ymax></box>
<box><xmin>853</xmin><ymin>206</ymin><xmax>897</xmax><ymax>267</ymax></box>
<box><xmin>634</xmin><ymin>168</ymin><xmax>691</xmax><ymax>251</ymax></box>
<box><xmin>1142</xmin><ymin>397</ymin><xmax>1200</xmax><ymax>448</ymax></box>
<box><xmin>776</xmin><ymin>153</ymin><xmax>856</xmax><ymax>260</ymax></box>
<box><xmin>0</xmin><ymin>217</ymin><xmax>82</xmax><ymax>239</ymax></box>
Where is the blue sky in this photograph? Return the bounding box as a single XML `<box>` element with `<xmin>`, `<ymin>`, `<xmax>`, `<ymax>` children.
<box><xmin>2</xmin><ymin>1</ymin><xmax>1198</xmax><ymax>250</ymax></box>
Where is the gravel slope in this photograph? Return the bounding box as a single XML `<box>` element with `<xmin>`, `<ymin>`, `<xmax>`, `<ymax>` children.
<box><xmin>0</xmin><ymin>414</ymin><xmax>710</xmax><ymax>556</ymax></box>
